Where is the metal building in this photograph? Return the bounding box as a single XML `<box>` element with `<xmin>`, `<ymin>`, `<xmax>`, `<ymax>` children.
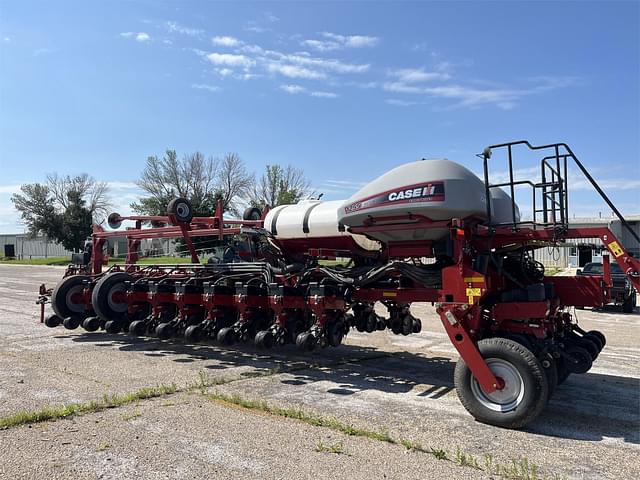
<box><xmin>534</xmin><ymin>215</ymin><xmax>640</xmax><ymax>268</ymax></box>
<box><xmin>0</xmin><ymin>234</ymin><xmax>73</xmax><ymax>259</ymax></box>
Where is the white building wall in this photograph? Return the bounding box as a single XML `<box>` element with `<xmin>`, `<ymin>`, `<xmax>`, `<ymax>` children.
<box><xmin>0</xmin><ymin>234</ymin><xmax>73</xmax><ymax>259</ymax></box>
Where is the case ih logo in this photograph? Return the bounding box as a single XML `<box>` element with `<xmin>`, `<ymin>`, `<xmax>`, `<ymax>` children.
<box><xmin>344</xmin><ymin>182</ymin><xmax>445</xmax><ymax>214</ymax></box>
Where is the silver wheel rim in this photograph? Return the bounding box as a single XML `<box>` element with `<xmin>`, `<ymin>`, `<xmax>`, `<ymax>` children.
<box><xmin>470</xmin><ymin>358</ymin><xmax>525</xmax><ymax>412</ymax></box>
<box><xmin>65</xmin><ymin>285</ymin><xmax>85</xmax><ymax>313</ymax></box>
<box><xmin>176</xmin><ymin>203</ymin><xmax>189</xmax><ymax>218</ymax></box>
<box><xmin>107</xmin><ymin>283</ymin><xmax>128</xmax><ymax>313</ymax></box>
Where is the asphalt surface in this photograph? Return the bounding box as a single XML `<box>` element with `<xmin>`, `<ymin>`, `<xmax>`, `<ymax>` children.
<box><xmin>0</xmin><ymin>264</ymin><xmax>638</xmax><ymax>479</ymax></box>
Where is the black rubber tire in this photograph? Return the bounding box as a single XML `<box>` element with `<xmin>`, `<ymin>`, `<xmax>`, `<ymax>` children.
<box><xmin>91</xmin><ymin>272</ymin><xmax>133</xmax><ymax>322</ymax></box>
<box><xmin>167</xmin><ymin>197</ymin><xmax>193</xmax><ymax>223</ymax></box>
<box><xmin>622</xmin><ymin>294</ymin><xmax>635</xmax><ymax>313</ymax></box>
<box><xmin>564</xmin><ymin>346</ymin><xmax>592</xmax><ymax>374</ymax></box>
<box><xmin>327</xmin><ymin>321</ymin><xmax>344</xmax><ymax>347</ymax></box>
<box><xmin>583</xmin><ymin>333</ymin><xmax>603</xmax><ymax>352</ymax></box>
<box><xmin>217</xmin><ymin>327</ymin><xmax>236</xmax><ymax>346</ymax></box>
<box><xmin>128</xmin><ymin>320</ymin><xmax>147</xmax><ymax>337</ymax></box>
<box><xmin>296</xmin><ymin>331</ymin><xmax>315</xmax><ymax>351</ymax></box>
<box><xmin>185</xmin><ymin>325</ymin><xmax>202</xmax><ymax>342</ymax></box>
<box><xmin>104</xmin><ymin>320</ymin><xmax>122</xmax><ymax>334</ymax></box>
<box><xmin>255</xmin><ymin>330</ymin><xmax>274</xmax><ymax>349</ymax></box>
<box><xmin>569</xmin><ymin>335</ymin><xmax>599</xmax><ymax>361</ymax></box>
<box><xmin>365</xmin><ymin>314</ymin><xmax>377</xmax><ymax>333</ymax></box>
<box><xmin>44</xmin><ymin>314</ymin><xmax>62</xmax><ymax>328</ymax></box>
<box><xmin>401</xmin><ymin>315</ymin><xmax>412</xmax><ymax>336</ymax></box>
<box><xmin>156</xmin><ymin>322</ymin><xmax>174</xmax><ymax>340</ymax></box>
<box><xmin>586</xmin><ymin>330</ymin><xmax>606</xmax><ymax>348</ymax></box>
<box><xmin>82</xmin><ymin>317</ymin><xmax>101</xmax><ymax>332</ymax></box>
<box><xmin>412</xmin><ymin>318</ymin><xmax>422</xmax><ymax>333</ymax></box>
<box><xmin>454</xmin><ymin>337</ymin><xmax>549</xmax><ymax>429</ymax></box>
<box><xmin>63</xmin><ymin>316</ymin><xmax>82</xmax><ymax>330</ymax></box>
<box><xmin>51</xmin><ymin>275</ymin><xmax>90</xmax><ymax>319</ymax></box>
<box><xmin>242</xmin><ymin>207</ymin><xmax>262</xmax><ymax>221</ymax></box>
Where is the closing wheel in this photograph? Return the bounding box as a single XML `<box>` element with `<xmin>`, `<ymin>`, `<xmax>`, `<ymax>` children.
<box><xmin>563</xmin><ymin>346</ymin><xmax>592</xmax><ymax>374</ymax></box>
<box><xmin>185</xmin><ymin>325</ymin><xmax>202</xmax><ymax>342</ymax></box>
<box><xmin>217</xmin><ymin>327</ymin><xmax>236</xmax><ymax>346</ymax></box>
<box><xmin>44</xmin><ymin>314</ymin><xmax>62</xmax><ymax>328</ymax></box>
<box><xmin>92</xmin><ymin>272</ymin><xmax>133</xmax><ymax>322</ymax></box>
<box><xmin>82</xmin><ymin>316</ymin><xmax>101</xmax><ymax>332</ymax></box>
<box><xmin>51</xmin><ymin>275</ymin><xmax>90</xmax><ymax>319</ymax></box>
<box><xmin>128</xmin><ymin>320</ymin><xmax>147</xmax><ymax>337</ymax></box>
<box><xmin>156</xmin><ymin>322</ymin><xmax>174</xmax><ymax>340</ymax></box>
<box><xmin>586</xmin><ymin>330</ymin><xmax>606</xmax><ymax>348</ymax></box>
<box><xmin>568</xmin><ymin>335</ymin><xmax>599</xmax><ymax>361</ymax></box>
<box><xmin>255</xmin><ymin>330</ymin><xmax>275</xmax><ymax>349</ymax></box>
<box><xmin>167</xmin><ymin>197</ymin><xmax>193</xmax><ymax>223</ymax></box>
<box><xmin>296</xmin><ymin>331</ymin><xmax>315</xmax><ymax>351</ymax></box>
<box><xmin>541</xmin><ymin>357</ymin><xmax>558</xmax><ymax>400</ymax></box>
<box><xmin>454</xmin><ymin>337</ymin><xmax>549</xmax><ymax>429</ymax></box>
<box><xmin>63</xmin><ymin>316</ymin><xmax>82</xmax><ymax>330</ymax></box>
<box><xmin>583</xmin><ymin>332</ymin><xmax>603</xmax><ymax>352</ymax></box>
<box><xmin>327</xmin><ymin>321</ymin><xmax>344</xmax><ymax>347</ymax></box>
<box><xmin>104</xmin><ymin>320</ymin><xmax>122</xmax><ymax>334</ymax></box>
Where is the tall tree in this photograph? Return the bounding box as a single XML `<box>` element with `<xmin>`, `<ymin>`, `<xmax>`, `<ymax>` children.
<box><xmin>11</xmin><ymin>174</ymin><xmax>111</xmax><ymax>251</ymax></box>
<box><xmin>250</xmin><ymin>164</ymin><xmax>313</xmax><ymax>208</ymax></box>
<box><xmin>132</xmin><ymin>150</ymin><xmax>252</xmax><ymax>216</ymax></box>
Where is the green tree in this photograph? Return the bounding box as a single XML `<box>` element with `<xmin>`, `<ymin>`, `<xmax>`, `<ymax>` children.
<box><xmin>59</xmin><ymin>190</ymin><xmax>93</xmax><ymax>251</ymax></box>
<box><xmin>249</xmin><ymin>164</ymin><xmax>313</xmax><ymax>208</ymax></box>
<box><xmin>11</xmin><ymin>175</ymin><xmax>110</xmax><ymax>251</ymax></box>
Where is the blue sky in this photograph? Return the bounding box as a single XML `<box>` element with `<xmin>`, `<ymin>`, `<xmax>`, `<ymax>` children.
<box><xmin>0</xmin><ymin>0</ymin><xmax>638</xmax><ymax>233</ymax></box>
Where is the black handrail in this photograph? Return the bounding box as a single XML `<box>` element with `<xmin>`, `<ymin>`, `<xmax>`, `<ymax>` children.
<box><xmin>481</xmin><ymin>140</ymin><xmax>640</xmax><ymax>245</ymax></box>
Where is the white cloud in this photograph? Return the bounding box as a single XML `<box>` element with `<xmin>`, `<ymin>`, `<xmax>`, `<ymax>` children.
<box><xmin>166</xmin><ymin>21</ymin><xmax>203</xmax><ymax>37</ymax></box>
<box><xmin>191</xmin><ymin>83</ymin><xmax>220</xmax><ymax>93</ymax></box>
<box><xmin>301</xmin><ymin>39</ymin><xmax>340</xmax><ymax>52</ymax></box>
<box><xmin>216</xmin><ymin>68</ymin><xmax>234</xmax><ymax>77</ymax></box>
<box><xmin>120</xmin><ymin>32</ymin><xmax>150</xmax><ymax>42</ymax></box>
<box><xmin>386</xmin><ymin>98</ymin><xmax>422</xmax><ymax>107</ymax></box>
<box><xmin>268</xmin><ymin>64</ymin><xmax>326</xmax><ymax>79</ymax></box>
<box><xmin>212</xmin><ymin>36</ymin><xmax>240</xmax><ymax>47</ymax></box>
<box><xmin>390</xmin><ymin>68</ymin><xmax>450</xmax><ymax>83</ymax></box>
<box><xmin>280</xmin><ymin>84</ymin><xmax>306</xmax><ymax>94</ymax></box>
<box><xmin>321</xmin><ymin>32</ymin><xmax>379</xmax><ymax>48</ymax></box>
<box><xmin>310</xmin><ymin>91</ymin><xmax>338</xmax><ymax>98</ymax></box>
<box><xmin>206</xmin><ymin>52</ymin><xmax>255</xmax><ymax>69</ymax></box>
<box><xmin>302</xmin><ymin>32</ymin><xmax>380</xmax><ymax>51</ymax></box>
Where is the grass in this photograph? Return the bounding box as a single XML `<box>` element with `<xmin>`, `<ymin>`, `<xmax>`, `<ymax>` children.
<box><xmin>121</xmin><ymin>410</ymin><xmax>142</xmax><ymax>421</ymax></box>
<box><xmin>0</xmin><ymin>256</ymin><xmax>71</xmax><ymax>266</ymax></box>
<box><xmin>316</xmin><ymin>440</ymin><xmax>347</xmax><ymax>455</ymax></box>
<box><xmin>0</xmin><ymin>384</ymin><xmax>176</xmax><ymax>430</ymax></box>
<box><xmin>207</xmin><ymin>391</ymin><xmax>565</xmax><ymax>480</ymax></box>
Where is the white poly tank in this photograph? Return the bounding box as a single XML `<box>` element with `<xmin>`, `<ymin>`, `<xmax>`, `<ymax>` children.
<box><xmin>264</xmin><ymin>200</ymin><xmax>380</xmax><ymax>251</ymax></box>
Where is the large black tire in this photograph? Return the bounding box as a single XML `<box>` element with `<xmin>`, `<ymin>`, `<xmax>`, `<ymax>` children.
<box><xmin>167</xmin><ymin>197</ymin><xmax>193</xmax><ymax>223</ymax></box>
<box><xmin>91</xmin><ymin>272</ymin><xmax>133</xmax><ymax>322</ymax></box>
<box><xmin>454</xmin><ymin>337</ymin><xmax>549</xmax><ymax>429</ymax></box>
<box><xmin>51</xmin><ymin>275</ymin><xmax>90</xmax><ymax>319</ymax></box>
<box><xmin>242</xmin><ymin>207</ymin><xmax>262</xmax><ymax>221</ymax></box>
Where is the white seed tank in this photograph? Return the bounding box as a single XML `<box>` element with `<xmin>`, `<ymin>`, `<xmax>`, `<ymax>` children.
<box><xmin>263</xmin><ymin>159</ymin><xmax>519</xmax><ymax>247</ymax></box>
<box><xmin>264</xmin><ymin>200</ymin><xmax>380</xmax><ymax>251</ymax></box>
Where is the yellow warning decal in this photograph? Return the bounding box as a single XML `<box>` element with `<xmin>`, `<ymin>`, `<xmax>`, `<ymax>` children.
<box><xmin>464</xmin><ymin>277</ymin><xmax>485</xmax><ymax>284</ymax></box>
<box><xmin>466</xmin><ymin>287</ymin><xmax>482</xmax><ymax>304</ymax></box>
<box><xmin>607</xmin><ymin>241</ymin><xmax>624</xmax><ymax>258</ymax></box>
<box><xmin>383</xmin><ymin>291</ymin><xmax>397</xmax><ymax>297</ymax></box>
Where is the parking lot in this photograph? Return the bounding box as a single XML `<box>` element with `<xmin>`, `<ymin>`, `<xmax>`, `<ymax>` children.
<box><xmin>0</xmin><ymin>264</ymin><xmax>638</xmax><ymax>479</ymax></box>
